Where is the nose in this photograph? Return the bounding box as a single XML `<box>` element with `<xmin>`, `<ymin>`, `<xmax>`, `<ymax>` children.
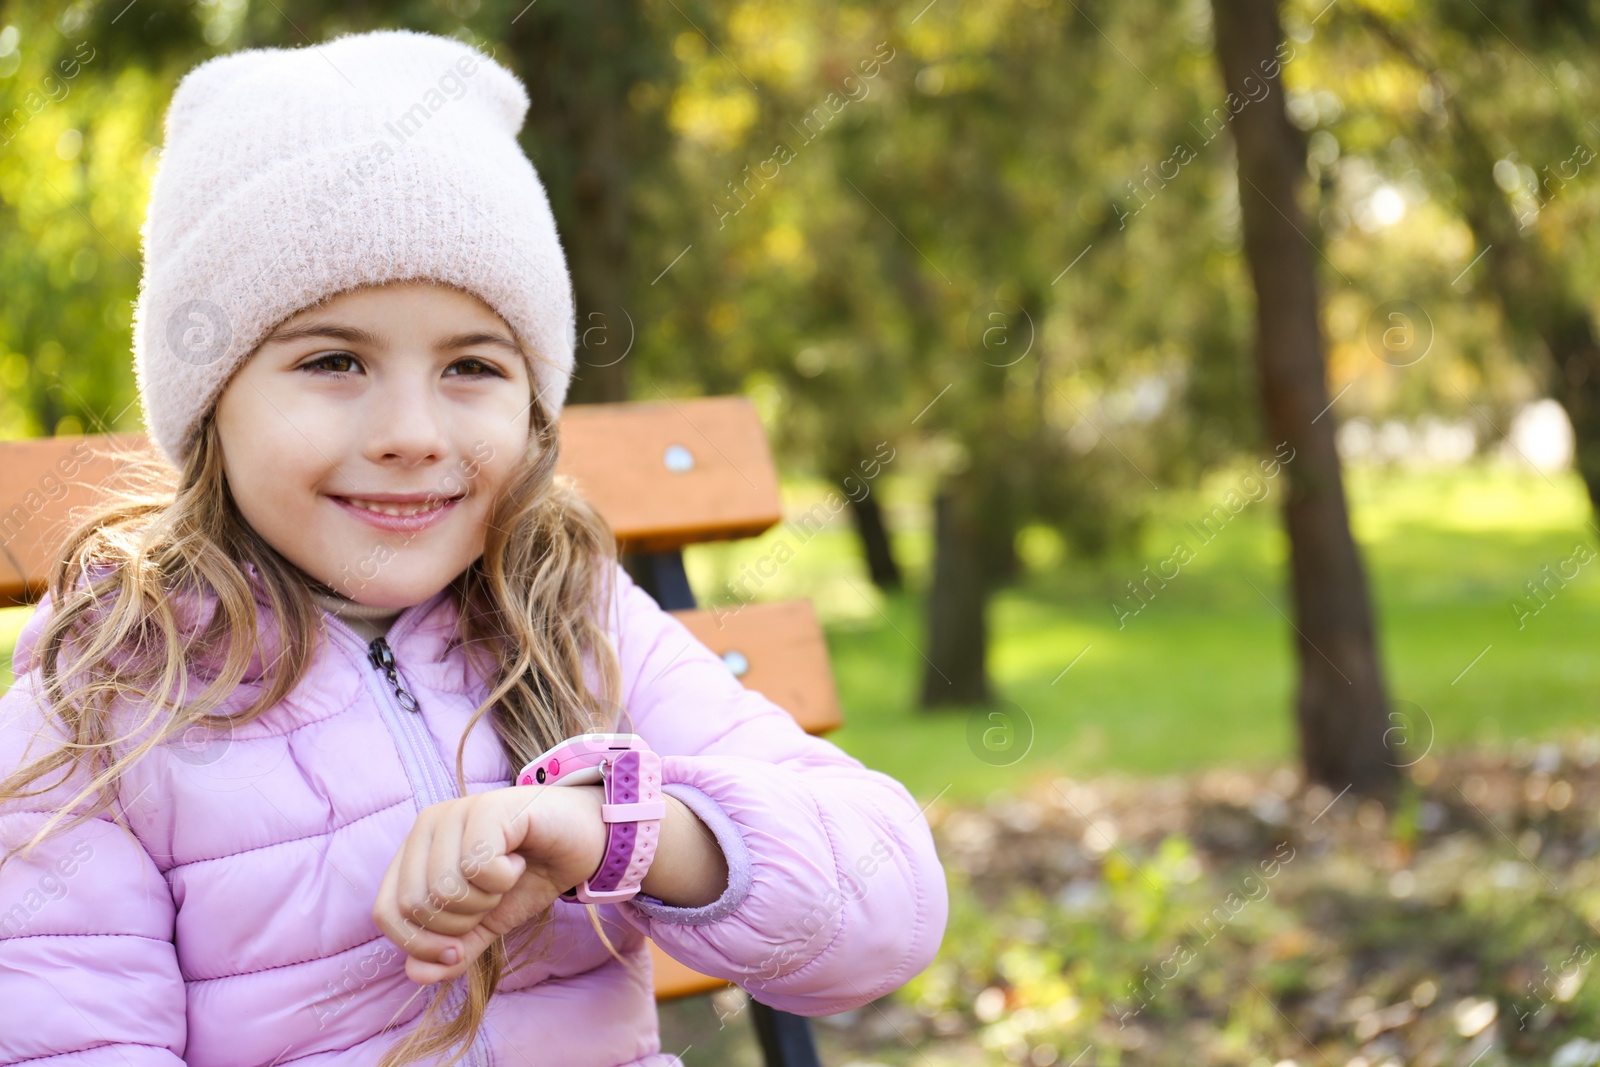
<box><xmin>361</xmin><ymin>366</ymin><xmax>453</xmax><ymax>468</ymax></box>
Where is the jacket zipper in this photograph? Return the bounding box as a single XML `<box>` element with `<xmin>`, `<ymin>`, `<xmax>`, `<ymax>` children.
<box><xmin>319</xmin><ymin>607</ymin><xmax>492</xmax><ymax>1067</ymax></box>
<box><xmin>366</xmin><ymin>635</ymin><xmax>455</xmax><ymax>806</ymax></box>
<box><xmin>368</xmin><ymin>638</ymin><xmax>419</xmax><ymax>711</ymax></box>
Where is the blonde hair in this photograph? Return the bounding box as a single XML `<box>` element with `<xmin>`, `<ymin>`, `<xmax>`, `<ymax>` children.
<box><xmin>0</xmin><ymin>375</ymin><xmax>628</xmax><ymax>1067</ymax></box>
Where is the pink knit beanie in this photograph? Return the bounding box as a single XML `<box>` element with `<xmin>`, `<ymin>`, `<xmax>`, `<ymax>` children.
<box><xmin>131</xmin><ymin>29</ymin><xmax>576</xmax><ymax>470</ymax></box>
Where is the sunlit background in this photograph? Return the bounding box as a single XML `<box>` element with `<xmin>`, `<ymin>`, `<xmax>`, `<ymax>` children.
<box><xmin>4</xmin><ymin>1</ymin><xmax>1600</xmax><ymax>1064</ymax></box>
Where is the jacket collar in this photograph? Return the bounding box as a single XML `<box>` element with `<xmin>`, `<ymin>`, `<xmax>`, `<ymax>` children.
<box><xmin>12</xmin><ymin>562</ymin><xmax>466</xmax><ymax>707</ymax></box>
<box><xmin>222</xmin><ymin>561</ymin><xmax>463</xmax><ymax>684</ymax></box>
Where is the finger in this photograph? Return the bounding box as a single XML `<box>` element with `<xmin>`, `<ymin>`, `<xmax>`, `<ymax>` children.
<box><xmin>408</xmin><ymin>904</ymin><xmax>485</xmax><ymax>938</ymax></box>
<box><xmin>462</xmin><ymin>796</ymin><xmax>528</xmax><ymax>895</ymax></box>
<box><xmin>377</xmin><ymin>865</ymin><xmax>470</xmax><ymax>963</ymax></box>
<box><xmin>424</xmin><ymin>817</ymin><xmax>502</xmax><ymax>918</ymax></box>
<box><xmin>405</xmin><ymin>950</ymin><xmax>471</xmax><ymax>986</ymax></box>
<box><xmin>395</xmin><ymin>811</ymin><xmax>446</xmax><ymax>930</ymax></box>
<box><xmin>389</xmin><ymin>910</ymin><xmax>470</xmax><ymax>967</ymax></box>
<box><xmin>385</xmin><ymin>838</ymin><xmax>480</xmax><ymax>940</ymax></box>
<box><xmin>401</xmin><ymin>917</ymin><xmax>508</xmax><ymax>985</ymax></box>
<box><xmin>372</xmin><ymin>841</ymin><xmax>415</xmax><ymax>948</ymax></box>
<box><xmin>401</xmin><ymin>871</ymin><xmax>564</xmax><ymax>985</ymax></box>
<box><xmin>477</xmin><ymin>873</ymin><xmax>558</xmax><ymax>942</ymax></box>
<box><xmin>466</xmin><ymin>851</ymin><xmax>526</xmax><ymax>896</ymax></box>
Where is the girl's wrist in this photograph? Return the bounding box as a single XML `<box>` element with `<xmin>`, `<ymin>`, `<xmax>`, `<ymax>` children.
<box><xmin>503</xmin><ymin>783</ymin><xmax>607</xmax><ymax>893</ymax></box>
<box><xmin>563</xmin><ymin>784</ymin><xmax>608</xmax><ymax>892</ymax></box>
<box><xmin>637</xmin><ymin>793</ymin><xmax>730</xmax><ymax>909</ymax></box>
<box><xmin>511</xmin><ymin>776</ymin><xmax>728</xmax><ymax>908</ymax></box>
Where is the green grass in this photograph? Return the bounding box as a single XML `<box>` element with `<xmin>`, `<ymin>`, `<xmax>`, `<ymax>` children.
<box><xmin>688</xmin><ymin>460</ymin><xmax>1600</xmax><ymax>804</ymax></box>
<box><xmin>5</xmin><ymin>462</ymin><xmax>1597</xmax><ymax>806</ymax></box>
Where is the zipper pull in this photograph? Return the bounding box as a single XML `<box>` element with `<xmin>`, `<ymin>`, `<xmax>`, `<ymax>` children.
<box><xmin>367</xmin><ymin>636</ymin><xmax>420</xmax><ymax>713</ymax></box>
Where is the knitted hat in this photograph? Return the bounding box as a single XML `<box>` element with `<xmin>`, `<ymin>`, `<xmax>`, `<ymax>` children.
<box><xmin>131</xmin><ymin>28</ymin><xmax>576</xmax><ymax>470</ymax></box>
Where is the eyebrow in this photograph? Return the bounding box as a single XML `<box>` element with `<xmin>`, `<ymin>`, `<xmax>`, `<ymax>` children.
<box><xmin>264</xmin><ymin>321</ymin><xmax>522</xmax><ymax>355</ymax></box>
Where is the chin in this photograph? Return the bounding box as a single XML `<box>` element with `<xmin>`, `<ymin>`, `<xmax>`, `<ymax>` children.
<box><xmin>355</xmin><ymin>574</ymin><xmax>458</xmax><ymax>610</ymax></box>
<box><xmin>294</xmin><ymin>546</ymin><xmax>467</xmax><ymax>607</ymax></box>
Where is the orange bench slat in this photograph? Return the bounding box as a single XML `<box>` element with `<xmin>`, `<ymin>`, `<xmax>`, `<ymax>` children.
<box><xmin>649</xmin><ymin>941</ymin><xmax>732</xmax><ymax>1002</ymax></box>
<box><xmin>555</xmin><ymin>396</ymin><xmax>783</xmax><ymax>554</ymax></box>
<box><xmin>0</xmin><ymin>434</ymin><xmax>160</xmax><ymax>607</ymax></box>
<box><xmin>668</xmin><ymin>600</ymin><xmax>843</xmax><ymax>736</ymax></box>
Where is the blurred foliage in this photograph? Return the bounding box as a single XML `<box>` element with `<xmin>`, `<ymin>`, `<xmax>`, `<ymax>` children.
<box><xmin>7</xmin><ymin>4</ymin><xmax>1600</xmax><ymax>1059</ymax></box>
<box><xmin>0</xmin><ymin>0</ymin><xmax>1597</xmax><ymax>545</ymax></box>
<box><xmin>1283</xmin><ymin>0</ymin><xmax>1600</xmax><ymax>434</ymax></box>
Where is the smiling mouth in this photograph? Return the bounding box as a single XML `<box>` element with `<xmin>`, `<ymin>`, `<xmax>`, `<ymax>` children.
<box><xmin>331</xmin><ymin>495</ymin><xmax>463</xmax><ymax>517</ymax></box>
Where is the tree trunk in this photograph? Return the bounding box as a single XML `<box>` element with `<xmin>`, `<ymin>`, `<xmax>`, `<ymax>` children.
<box><xmin>977</xmin><ymin>462</ymin><xmax>1023</xmax><ymax>587</ymax></box>
<box><xmin>1548</xmin><ymin>316</ymin><xmax>1600</xmax><ymax>510</ymax></box>
<box><xmin>847</xmin><ymin>490</ymin><xmax>903</xmax><ymax>592</ymax></box>
<box><xmin>562</xmin><ymin>98</ymin><xmax>632</xmax><ymax>407</ymax></box>
<box><xmin>510</xmin><ymin>3</ymin><xmax>633</xmax><ymax>407</ymax></box>
<box><xmin>920</xmin><ymin>473</ymin><xmax>993</xmax><ymax>708</ymax></box>
<box><xmin>1210</xmin><ymin>0</ymin><xmax>1397</xmax><ymax>797</ymax></box>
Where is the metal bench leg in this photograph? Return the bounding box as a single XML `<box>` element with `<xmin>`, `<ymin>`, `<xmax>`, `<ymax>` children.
<box><xmin>751</xmin><ymin>1002</ymin><xmax>823</xmax><ymax>1067</ymax></box>
<box><xmin>623</xmin><ymin>549</ymin><xmax>698</xmax><ymax>613</ymax></box>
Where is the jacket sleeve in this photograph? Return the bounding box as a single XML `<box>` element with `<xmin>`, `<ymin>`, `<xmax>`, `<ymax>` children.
<box><xmin>0</xmin><ymin>595</ymin><xmax>188</xmax><ymax>1065</ymax></box>
<box><xmin>599</xmin><ymin>563</ymin><xmax>948</xmax><ymax>1016</ymax></box>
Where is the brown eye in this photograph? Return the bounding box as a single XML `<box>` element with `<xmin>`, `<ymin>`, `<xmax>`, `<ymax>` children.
<box><xmin>448</xmin><ymin>357</ymin><xmax>503</xmax><ymax>378</ymax></box>
<box><xmin>304</xmin><ymin>352</ymin><xmax>358</xmax><ymax>375</ymax></box>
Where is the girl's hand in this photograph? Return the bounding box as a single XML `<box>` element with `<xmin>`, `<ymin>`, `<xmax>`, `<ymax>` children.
<box><xmin>372</xmin><ymin>784</ymin><xmax>606</xmax><ymax>985</ymax></box>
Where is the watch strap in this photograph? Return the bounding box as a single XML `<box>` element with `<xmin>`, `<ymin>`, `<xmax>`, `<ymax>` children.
<box><xmin>561</xmin><ymin>748</ymin><xmax>662</xmax><ymax>904</ymax></box>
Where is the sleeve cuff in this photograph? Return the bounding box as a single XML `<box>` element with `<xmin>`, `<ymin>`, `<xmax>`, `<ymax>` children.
<box><xmin>624</xmin><ymin>782</ymin><xmax>753</xmax><ymax>926</ymax></box>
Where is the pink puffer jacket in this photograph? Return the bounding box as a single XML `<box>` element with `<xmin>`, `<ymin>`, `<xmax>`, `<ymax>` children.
<box><xmin>0</xmin><ymin>561</ymin><xmax>947</xmax><ymax>1066</ymax></box>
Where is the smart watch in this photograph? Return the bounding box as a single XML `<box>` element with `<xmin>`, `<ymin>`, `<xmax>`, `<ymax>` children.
<box><xmin>514</xmin><ymin>733</ymin><xmax>663</xmax><ymax>905</ymax></box>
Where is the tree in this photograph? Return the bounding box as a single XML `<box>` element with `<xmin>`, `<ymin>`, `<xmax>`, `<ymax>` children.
<box><xmin>1209</xmin><ymin>0</ymin><xmax>1397</xmax><ymax>797</ymax></box>
<box><xmin>507</xmin><ymin>0</ymin><xmax>681</xmax><ymax>407</ymax></box>
<box><xmin>1355</xmin><ymin>5</ymin><xmax>1600</xmax><ymax>513</ymax></box>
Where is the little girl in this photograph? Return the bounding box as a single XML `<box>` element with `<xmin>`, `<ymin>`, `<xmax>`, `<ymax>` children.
<box><xmin>0</xmin><ymin>29</ymin><xmax>946</xmax><ymax>1067</ymax></box>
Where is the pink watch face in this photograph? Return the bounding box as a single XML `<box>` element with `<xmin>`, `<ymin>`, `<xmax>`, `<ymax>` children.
<box><xmin>515</xmin><ymin>733</ymin><xmax>645</xmax><ymax>787</ymax></box>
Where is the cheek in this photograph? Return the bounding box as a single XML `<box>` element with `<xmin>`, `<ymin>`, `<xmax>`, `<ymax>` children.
<box><xmin>217</xmin><ymin>407</ymin><xmax>333</xmax><ymax>546</ymax></box>
<box><xmin>455</xmin><ymin>496</ymin><xmax>495</xmax><ymax>553</ymax></box>
<box><xmin>217</xmin><ymin>379</ymin><xmax>330</xmax><ymax>497</ymax></box>
<box><xmin>473</xmin><ymin>418</ymin><xmax>529</xmax><ymax>493</ymax></box>
<box><xmin>225</xmin><ymin>429</ymin><xmax>320</xmax><ymax>508</ymax></box>
<box><xmin>456</xmin><ymin>439</ymin><xmax>526</xmax><ymax>540</ymax></box>
<box><xmin>228</xmin><ymin>453</ymin><xmax>327</xmax><ymax>560</ymax></box>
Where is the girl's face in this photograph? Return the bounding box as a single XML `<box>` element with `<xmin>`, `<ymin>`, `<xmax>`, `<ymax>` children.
<box><xmin>214</xmin><ymin>281</ymin><xmax>534</xmax><ymax>609</ymax></box>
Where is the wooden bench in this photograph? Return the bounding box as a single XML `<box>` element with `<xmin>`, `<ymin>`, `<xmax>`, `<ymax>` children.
<box><xmin>0</xmin><ymin>395</ymin><xmax>840</xmax><ymax>1067</ymax></box>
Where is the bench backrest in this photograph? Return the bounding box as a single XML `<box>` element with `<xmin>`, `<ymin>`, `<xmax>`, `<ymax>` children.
<box><xmin>0</xmin><ymin>395</ymin><xmax>841</xmax><ymax>999</ymax></box>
